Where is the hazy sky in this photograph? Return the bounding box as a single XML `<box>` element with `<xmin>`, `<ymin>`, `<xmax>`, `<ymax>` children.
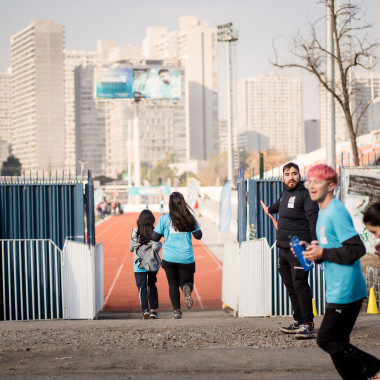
<box><xmin>1</xmin><ymin>0</ymin><xmax>378</xmax><ymax>120</ymax></box>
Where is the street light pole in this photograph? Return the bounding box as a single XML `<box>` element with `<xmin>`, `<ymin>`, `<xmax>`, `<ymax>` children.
<box><xmin>218</xmin><ymin>22</ymin><xmax>239</xmax><ymax>182</ymax></box>
<box><xmin>133</xmin><ymin>95</ymin><xmax>142</xmax><ymax>188</ymax></box>
<box><xmin>326</xmin><ymin>1</ymin><xmax>336</xmax><ymax>169</ymax></box>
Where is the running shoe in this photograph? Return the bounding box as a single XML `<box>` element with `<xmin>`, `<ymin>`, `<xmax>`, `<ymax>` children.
<box><xmin>280</xmin><ymin>320</ymin><xmax>301</xmax><ymax>334</ymax></box>
<box><xmin>149</xmin><ymin>311</ymin><xmax>159</xmax><ymax>319</ymax></box>
<box><xmin>295</xmin><ymin>322</ymin><xmax>316</xmax><ymax>339</ymax></box>
<box><xmin>182</xmin><ymin>284</ymin><xmax>193</xmax><ymax>309</ymax></box>
<box><xmin>173</xmin><ymin>309</ymin><xmax>183</xmax><ymax>319</ymax></box>
<box><xmin>143</xmin><ymin>310</ymin><xmax>150</xmax><ymax>320</ymax></box>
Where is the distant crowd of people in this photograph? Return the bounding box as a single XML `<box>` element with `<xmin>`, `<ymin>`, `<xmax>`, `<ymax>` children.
<box><xmin>96</xmin><ymin>200</ymin><xmax>123</xmax><ymax>219</ymax></box>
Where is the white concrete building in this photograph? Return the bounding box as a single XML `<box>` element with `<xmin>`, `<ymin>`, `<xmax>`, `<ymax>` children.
<box><xmin>142</xmin><ymin>16</ymin><xmax>219</xmax><ymax>161</ymax></box>
<box><xmin>320</xmin><ymin>72</ymin><xmax>380</xmax><ymax>146</ymax></box>
<box><xmin>0</xmin><ymin>72</ymin><xmax>12</xmax><ymax>150</ymax></box>
<box><xmin>238</xmin><ymin>75</ymin><xmax>304</xmax><ymax>157</ymax></box>
<box><xmin>11</xmin><ymin>21</ymin><xmax>65</xmax><ymax>172</ymax></box>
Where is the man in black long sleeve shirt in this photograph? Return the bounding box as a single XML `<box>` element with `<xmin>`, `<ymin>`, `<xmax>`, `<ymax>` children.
<box><xmin>267</xmin><ymin>162</ymin><xmax>319</xmax><ymax>339</ymax></box>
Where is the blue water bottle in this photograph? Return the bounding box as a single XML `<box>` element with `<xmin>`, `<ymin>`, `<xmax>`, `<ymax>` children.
<box><xmin>289</xmin><ymin>235</ymin><xmax>314</xmax><ymax>272</ymax></box>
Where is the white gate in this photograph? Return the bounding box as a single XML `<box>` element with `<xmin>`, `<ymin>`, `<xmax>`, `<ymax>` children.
<box><xmin>61</xmin><ymin>240</ymin><xmax>104</xmax><ymax>319</ymax></box>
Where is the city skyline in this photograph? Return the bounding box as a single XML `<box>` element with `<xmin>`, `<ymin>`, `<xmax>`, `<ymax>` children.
<box><xmin>1</xmin><ymin>0</ymin><xmax>378</xmax><ymax>121</ymax></box>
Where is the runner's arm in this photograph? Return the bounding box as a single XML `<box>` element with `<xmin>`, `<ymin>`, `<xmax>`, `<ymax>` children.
<box><xmin>152</xmin><ymin>231</ymin><xmax>163</xmax><ymax>242</ymax></box>
<box><xmin>322</xmin><ymin>235</ymin><xmax>366</xmax><ymax>264</ymax></box>
<box><xmin>192</xmin><ymin>229</ymin><xmax>202</xmax><ymax>240</ymax></box>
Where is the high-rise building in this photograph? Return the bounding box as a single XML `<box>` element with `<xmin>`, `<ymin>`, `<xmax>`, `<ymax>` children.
<box><xmin>238</xmin><ymin>75</ymin><xmax>304</xmax><ymax>157</ymax></box>
<box><xmin>142</xmin><ymin>16</ymin><xmax>219</xmax><ymax>161</ymax></box>
<box><xmin>103</xmin><ymin>73</ymin><xmax>186</xmax><ymax>179</ymax></box>
<box><xmin>0</xmin><ymin>71</ymin><xmax>12</xmax><ymax>145</ymax></box>
<box><xmin>74</xmin><ymin>65</ymin><xmax>106</xmax><ymax>177</ymax></box>
<box><xmin>304</xmin><ymin>119</ymin><xmax>321</xmax><ymax>153</ymax></box>
<box><xmin>64</xmin><ymin>51</ymin><xmax>101</xmax><ymax>174</ymax></box>
<box><xmin>11</xmin><ymin>20</ymin><xmax>65</xmax><ymax>172</ymax></box>
<box><xmin>96</xmin><ymin>40</ymin><xmax>186</xmax><ymax>178</ymax></box>
<box><xmin>320</xmin><ymin>72</ymin><xmax>380</xmax><ymax>145</ymax></box>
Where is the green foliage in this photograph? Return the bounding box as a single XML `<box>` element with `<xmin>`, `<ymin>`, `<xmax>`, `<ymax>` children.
<box><xmin>1</xmin><ymin>155</ymin><xmax>22</xmax><ymax>176</ymax></box>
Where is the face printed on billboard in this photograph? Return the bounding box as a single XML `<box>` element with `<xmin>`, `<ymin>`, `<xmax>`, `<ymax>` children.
<box><xmin>133</xmin><ymin>68</ymin><xmax>181</xmax><ymax>99</ymax></box>
<box><xmin>94</xmin><ymin>67</ymin><xmax>133</xmax><ymax>98</ymax></box>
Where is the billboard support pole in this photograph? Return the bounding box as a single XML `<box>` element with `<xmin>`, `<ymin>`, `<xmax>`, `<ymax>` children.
<box><xmin>133</xmin><ymin>96</ymin><xmax>142</xmax><ymax>189</ymax></box>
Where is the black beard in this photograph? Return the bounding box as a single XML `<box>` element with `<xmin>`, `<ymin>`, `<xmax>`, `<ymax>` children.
<box><xmin>285</xmin><ymin>182</ymin><xmax>298</xmax><ymax>190</ymax></box>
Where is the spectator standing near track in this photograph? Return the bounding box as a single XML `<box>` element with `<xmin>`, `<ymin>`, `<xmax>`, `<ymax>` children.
<box><xmin>363</xmin><ymin>202</ymin><xmax>380</xmax><ymax>260</ymax></box>
<box><xmin>152</xmin><ymin>192</ymin><xmax>202</xmax><ymax>319</ymax></box>
<box><xmin>129</xmin><ymin>209</ymin><xmax>162</xmax><ymax>320</ymax></box>
<box><xmin>300</xmin><ymin>164</ymin><xmax>380</xmax><ymax>380</ymax></box>
<box><xmin>264</xmin><ymin>162</ymin><xmax>319</xmax><ymax>339</ymax></box>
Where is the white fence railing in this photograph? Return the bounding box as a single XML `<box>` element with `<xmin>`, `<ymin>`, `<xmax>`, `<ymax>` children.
<box><xmin>62</xmin><ymin>240</ymin><xmax>104</xmax><ymax>320</ymax></box>
<box><xmin>1</xmin><ymin>239</ymin><xmax>63</xmax><ymax>321</ymax></box>
<box><xmin>222</xmin><ymin>239</ymin><xmax>325</xmax><ymax>317</ymax></box>
<box><xmin>222</xmin><ymin>239</ymin><xmax>271</xmax><ymax>317</ymax></box>
<box><xmin>1</xmin><ymin>239</ymin><xmax>104</xmax><ymax>321</ymax></box>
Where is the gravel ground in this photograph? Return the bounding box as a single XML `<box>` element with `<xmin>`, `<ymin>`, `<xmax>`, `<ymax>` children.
<box><xmin>1</xmin><ymin>310</ymin><xmax>380</xmax><ymax>379</ymax></box>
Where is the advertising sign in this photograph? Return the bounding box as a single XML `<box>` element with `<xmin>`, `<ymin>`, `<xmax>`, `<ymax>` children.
<box><xmin>341</xmin><ymin>167</ymin><xmax>380</xmax><ymax>253</ymax></box>
<box><xmin>133</xmin><ymin>68</ymin><xmax>181</xmax><ymax>99</ymax></box>
<box><xmin>94</xmin><ymin>67</ymin><xmax>133</xmax><ymax>98</ymax></box>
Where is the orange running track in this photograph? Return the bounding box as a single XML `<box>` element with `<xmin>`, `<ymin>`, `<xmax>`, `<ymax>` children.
<box><xmin>96</xmin><ymin>213</ymin><xmax>223</xmax><ymax>311</ymax></box>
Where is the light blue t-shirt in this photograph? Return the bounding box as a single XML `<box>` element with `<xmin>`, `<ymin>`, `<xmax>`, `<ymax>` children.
<box><xmin>154</xmin><ymin>213</ymin><xmax>200</xmax><ymax>264</ymax></box>
<box><xmin>317</xmin><ymin>198</ymin><xmax>367</xmax><ymax>304</ymax></box>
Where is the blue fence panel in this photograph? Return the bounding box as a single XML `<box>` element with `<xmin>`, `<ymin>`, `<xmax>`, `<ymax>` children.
<box><xmin>237</xmin><ymin>180</ymin><xmax>247</xmax><ymax>243</ymax></box>
<box><xmin>0</xmin><ymin>178</ymin><xmax>89</xmax><ymax>321</ymax></box>
<box><xmin>0</xmin><ymin>181</ymin><xmax>85</xmax><ymax>249</ymax></box>
<box><xmin>247</xmin><ymin>177</ymin><xmax>325</xmax><ymax>316</ymax></box>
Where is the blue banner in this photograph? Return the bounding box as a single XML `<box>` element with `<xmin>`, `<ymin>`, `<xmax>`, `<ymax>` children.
<box><xmin>95</xmin><ymin>67</ymin><xmax>133</xmax><ymax>98</ymax></box>
<box><xmin>128</xmin><ymin>186</ymin><xmax>171</xmax><ymax>196</ymax></box>
<box><xmin>220</xmin><ymin>181</ymin><xmax>232</xmax><ymax>233</ymax></box>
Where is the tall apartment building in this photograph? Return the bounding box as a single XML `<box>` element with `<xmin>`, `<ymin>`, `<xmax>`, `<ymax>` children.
<box><xmin>96</xmin><ymin>41</ymin><xmax>186</xmax><ymax>178</ymax></box>
<box><xmin>74</xmin><ymin>65</ymin><xmax>106</xmax><ymax>177</ymax></box>
<box><xmin>320</xmin><ymin>72</ymin><xmax>380</xmax><ymax>146</ymax></box>
<box><xmin>238</xmin><ymin>75</ymin><xmax>304</xmax><ymax>157</ymax></box>
<box><xmin>0</xmin><ymin>71</ymin><xmax>12</xmax><ymax>149</ymax></box>
<box><xmin>142</xmin><ymin>16</ymin><xmax>219</xmax><ymax>161</ymax></box>
<box><xmin>64</xmin><ymin>51</ymin><xmax>102</xmax><ymax>174</ymax></box>
<box><xmin>11</xmin><ymin>20</ymin><xmax>65</xmax><ymax>172</ymax></box>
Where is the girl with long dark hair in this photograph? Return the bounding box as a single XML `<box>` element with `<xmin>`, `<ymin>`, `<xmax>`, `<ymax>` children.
<box><xmin>153</xmin><ymin>192</ymin><xmax>202</xmax><ymax>319</ymax></box>
<box><xmin>129</xmin><ymin>209</ymin><xmax>162</xmax><ymax>319</ymax></box>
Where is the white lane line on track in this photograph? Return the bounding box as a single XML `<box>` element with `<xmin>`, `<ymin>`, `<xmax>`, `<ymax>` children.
<box><xmin>96</xmin><ymin>219</ymin><xmax>118</xmax><ymax>239</ymax></box>
<box><xmin>103</xmin><ymin>254</ymin><xmax>128</xmax><ymax>307</ymax></box>
<box><xmin>193</xmin><ymin>284</ymin><xmax>204</xmax><ymax>309</ymax></box>
<box><xmin>199</xmin><ymin>240</ymin><xmax>223</xmax><ymax>270</ymax></box>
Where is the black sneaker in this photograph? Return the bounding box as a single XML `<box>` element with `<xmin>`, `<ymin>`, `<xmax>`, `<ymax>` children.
<box><xmin>182</xmin><ymin>285</ymin><xmax>193</xmax><ymax>309</ymax></box>
<box><xmin>173</xmin><ymin>309</ymin><xmax>183</xmax><ymax>319</ymax></box>
<box><xmin>295</xmin><ymin>323</ymin><xmax>316</xmax><ymax>339</ymax></box>
<box><xmin>143</xmin><ymin>310</ymin><xmax>150</xmax><ymax>319</ymax></box>
<box><xmin>280</xmin><ymin>320</ymin><xmax>301</xmax><ymax>334</ymax></box>
<box><xmin>150</xmin><ymin>311</ymin><xmax>159</xmax><ymax>319</ymax></box>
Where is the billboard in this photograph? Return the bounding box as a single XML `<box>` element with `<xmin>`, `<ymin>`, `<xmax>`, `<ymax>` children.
<box><xmin>94</xmin><ymin>67</ymin><xmax>133</xmax><ymax>98</ymax></box>
<box><xmin>94</xmin><ymin>67</ymin><xmax>181</xmax><ymax>100</ymax></box>
<box><xmin>133</xmin><ymin>68</ymin><xmax>181</xmax><ymax>99</ymax></box>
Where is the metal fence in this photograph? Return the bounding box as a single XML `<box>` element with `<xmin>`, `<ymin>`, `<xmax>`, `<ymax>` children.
<box><xmin>1</xmin><ymin>239</ymin><xmax>63</xmax><ymax>321</ymax></box>
<box><xmin>0</xmin><ymin>180</ymin><xmax>86</xmax><ymax>249</ymax></box>
<box><xmin>234</xmin><ymin>177</ymin><xmax>326</xmax><ymax>316</ymax></box>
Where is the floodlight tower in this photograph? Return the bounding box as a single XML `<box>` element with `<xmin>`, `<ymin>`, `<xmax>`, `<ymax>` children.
<box><xmin>217</xmin><ymin>22</ymin><xmax>239</xmax><ymax>182</ymax></box>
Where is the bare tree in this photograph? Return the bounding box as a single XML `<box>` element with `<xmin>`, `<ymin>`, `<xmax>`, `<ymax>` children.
<box><xmin>272</xmin><ymin>0</ymin><xmax>377</xmax><ymax>165</ymax></box>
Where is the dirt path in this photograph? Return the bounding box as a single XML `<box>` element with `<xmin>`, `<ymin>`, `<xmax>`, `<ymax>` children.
<box><xmin>1</xmin><ymin>311</ymin><xmax>379</xmax><ymax>379</ymax></box>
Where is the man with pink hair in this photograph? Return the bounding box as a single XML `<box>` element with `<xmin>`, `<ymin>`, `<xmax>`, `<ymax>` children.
<box><xmin>301</xmin><ymin>164</ymin><xmax>380</xmax><ymax>380</ymax></box>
